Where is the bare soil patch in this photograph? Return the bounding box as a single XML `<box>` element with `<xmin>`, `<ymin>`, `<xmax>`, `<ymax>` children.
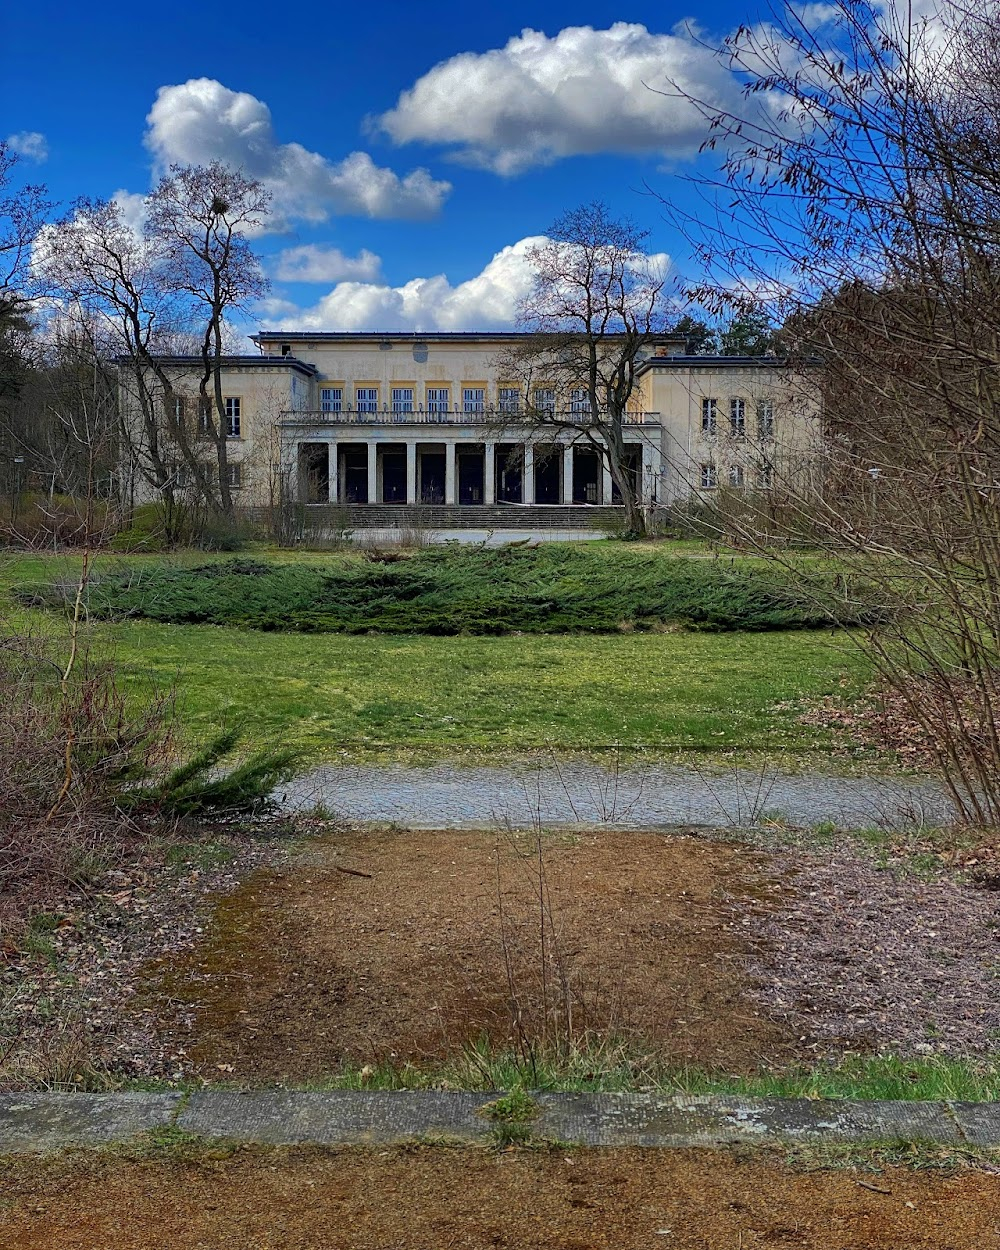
<box><xmin>756</xmin><ymin>844</ymin><xmax>1000</xmax><ymax>1057</ymax></box>
<box><xmin>2</xmin><ymin>1145</ymin><xmax>999</xmax><ymax>1249</ymax></box>
<box><xmin>143</xmin><ymin>828</ymin><xmax>792</xmax><ymax>1081</ymax></box>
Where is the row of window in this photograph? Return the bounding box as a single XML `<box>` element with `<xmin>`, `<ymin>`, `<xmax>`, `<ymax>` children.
<box><xmin>172</xmin><ymin>396</ymin><xmax>242</xmax><ymax>438</ymax></box>
<box><xmin>701</xmin><ymin>398</ymin><xmax>774</xmax><ymax>439</ymax></box>
<box><xmin>319</xmin><ymin>386</ymin><xmax>593</xmax><ymax>416</ymax></box>
<box><xmin>173</xmin><ymin>462</ymin><xmax>244</xmax><ymax>488</ymax></box>
<box><xmin>700</xmin><ymin>462</ymin><xmax>774</xmax><ymax>489</ymax></box>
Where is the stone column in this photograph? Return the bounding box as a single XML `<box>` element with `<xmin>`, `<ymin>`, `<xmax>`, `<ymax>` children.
<box><xmin>484</xmin><ymin>442</ymin><xmax>496</xmax><ymax>505</ymax></box>
<box><xmin>601</xmin><ymin>451</ymin><xmax>613</xmax><ymax>506</ymax></box>
<box><xmin>649</xmin><ymin>441</ymin><xmax>663</xmax><ymax>507</ymax></box>
<box><xmin>328</xmin><ymin>441</ymin><xmax>339</xmax><ymax>504</ymax></box>
<box><xmin>523</xmin><ymin>444</ymin><xmax>534</xmax><ymax>505</ymax></box>
<box><xmin>445</xmin><ymin>441</ymin><xmax>457</xmax><ymax>505</ymax></box>
<box><xmin>562</xmin><ymin>444</ymin><xmax>574</xmax><ymax>505</ymax></box>
<box><xmin>640</xmin><ymin>440</ymin><xmax>654</xmax><ymax>505</ymax></box>
<box><xmin>367</xmin><ymin>441</ymin><xmax>378</xmax><ymax>505</ymax></box>
<box><xmin>406</xmin><ymin>442</ymin><xmax>418</xmax><ymax>505</ymax></box>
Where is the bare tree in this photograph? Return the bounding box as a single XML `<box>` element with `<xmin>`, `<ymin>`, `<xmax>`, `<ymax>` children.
<box><xmin>498</xmin><ymin>203</ymin><xmax>668</xmax><ymax>536</ymax></box>
<box><xmin>674</xmin><ymin>0</ymin><xmax>1000</xmax><ymax>823</ymax></box>
<box><xmin>147</xmin><ymin>163</ymin><xmax>270</xmax><ymax>515</ymax></box>
<box><xmin>41</xmin><ymin>164</ymin><xmax>270</xmax><ymax>523</ymax></box>
<box><xmin>0</xmin><ymin>143</ymin><xmax>52</xmax><ymax>331</ymax></box>
<box><xmin>0</xmin><ymin>144</ymin><xmax>53</xmax><ymax>507</ymax></box>
<box><xmin>41</xmin><ymin>198</ymin><xmax>192</xmax><ymax>520</ymax></box>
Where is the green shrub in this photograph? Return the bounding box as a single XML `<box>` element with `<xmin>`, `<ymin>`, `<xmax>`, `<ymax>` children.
<box><xmin>19</xmin><ymin>546</ymin><xmax>892</xmax><ymax>636</ymax></box>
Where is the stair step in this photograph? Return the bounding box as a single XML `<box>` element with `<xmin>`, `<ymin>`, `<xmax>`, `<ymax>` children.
<box><xmin>327</xmin><ymin>505</ymin><xmax>622</xmax><ymax>529</ymax></box>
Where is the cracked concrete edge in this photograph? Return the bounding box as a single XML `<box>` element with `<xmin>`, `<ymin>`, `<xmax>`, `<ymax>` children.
<box><xmin>0</xmin><ymin>1091</ymin><xmax>998</xmax><ymax>1154</ymax></box>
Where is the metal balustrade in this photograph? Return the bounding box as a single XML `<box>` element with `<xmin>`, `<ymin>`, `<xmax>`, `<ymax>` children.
<box><xmin>278</xmin><ymin>407</ymin><xmax>659</xmax><ymax>426</ymax></box>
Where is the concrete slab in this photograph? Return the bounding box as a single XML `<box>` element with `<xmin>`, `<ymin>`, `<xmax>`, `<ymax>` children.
<box><xmin>0</xmin><ymin>1093</ymin><xmax>181</xmax><ymax>1153</ymax></box>
<box><xmin>949</xmin><ymin>1102</ymin><xmax>1000</xmax><ymax>1147</ymax></box>
<box><xmin>0</xmin><ymin>1091</ymin><xmax>981</xmax><ymax>1154</ymax></box>
<box><xmin>179</xmin><ymin>1090</ymin><xmax>497</xmax><ymax>1145</ymax></box>
<box><xmin>534</xmin><ymin>1094</ymin><xmax>963</xmax><ymax>1147</ymax></box>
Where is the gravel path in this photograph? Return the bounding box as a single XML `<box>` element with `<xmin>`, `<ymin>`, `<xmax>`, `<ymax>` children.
<box><xmin>282</xmin><ymin>761</ymin><xmax>954</xmax><ymax>830</ymax></box>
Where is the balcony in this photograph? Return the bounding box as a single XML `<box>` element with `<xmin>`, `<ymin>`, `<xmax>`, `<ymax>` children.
<box><xmin>278</xmin><ymin>406</ymin><xmax>660</xmax><ymax>427</ymax></box>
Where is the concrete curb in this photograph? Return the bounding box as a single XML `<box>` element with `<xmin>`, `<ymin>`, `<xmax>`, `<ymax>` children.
<box><xmin>0</xmin><ymin>1091</ymin><xmax>996</xmax><ymax>1154</ymax></box>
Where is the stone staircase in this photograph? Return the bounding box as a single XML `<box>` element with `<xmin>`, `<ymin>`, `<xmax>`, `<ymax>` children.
<box><xmin>333</xmin><ymin>504</ymin><xmax>623</xmax><ymax>530</ymax></box>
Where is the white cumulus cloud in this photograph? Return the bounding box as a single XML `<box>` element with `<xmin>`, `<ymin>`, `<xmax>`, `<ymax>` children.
<box><xmin>272</xmin><ymin>244</ymin><xmax>383</xmax><ymax>284</ymax></box>
<box><xmin>260</xmin><ymin>237</ymin><xmax>548</xmax><ymax>332</ymax></box>
<box><xmin>145</xmin><ymin>78</ymin><xmax>451</xmax><ymax>223</ymax></box>
<box><xmin>377</xmin><ymin>22</ymin><xmax>751</xmax><ymax>174</ymax></box>
<box><xmin>6</xmin><ymin>131</ymin><xmax>48</xmax><ymax>162</ymax></box>
<box><xmin>260</xmin><ymin>235</ymin><xmax>671</xmax><ymax>332</ymax></box>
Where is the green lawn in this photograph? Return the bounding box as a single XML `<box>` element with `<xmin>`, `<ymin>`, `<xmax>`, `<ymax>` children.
<box><xmin>0</xmin><ymin>546</ymin><xmax>871</xmax><ymax>762</ymax></box>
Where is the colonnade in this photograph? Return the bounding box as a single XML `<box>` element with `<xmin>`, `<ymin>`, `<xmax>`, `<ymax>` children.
<box><xmin>296</xmin><ymin>438</ymin><xmax>658</xmax><ymax>506</ymax></box>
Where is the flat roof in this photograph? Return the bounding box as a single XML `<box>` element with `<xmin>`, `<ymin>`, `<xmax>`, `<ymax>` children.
<box><xmin>252</xmin><ymin>331</ymin><xmax>534</xmax><ymax>344</ymax></box>
<box><xmin>637</xmin><ymin>354</ymin><xmax>788</xmax><ymax>370</ymax></box>
<box><xmin>117</xmin><ymin>354</ymin><xmax>318</xmax><ymax>377</ymax></box>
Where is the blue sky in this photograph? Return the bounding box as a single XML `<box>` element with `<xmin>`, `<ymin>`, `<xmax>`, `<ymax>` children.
<box><xmin>3</xmin><ymin>0</ymin><xmax>768</xmax><ymax>336</ymax></box>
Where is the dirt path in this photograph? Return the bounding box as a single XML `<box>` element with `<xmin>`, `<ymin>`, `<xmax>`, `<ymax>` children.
<box><xmin>3</xmin><ymin>1145</ymin><xmax>999</xmax><ymax>1249</ymax></box>
<box><xmin>143</xmin><ymin>828</ymin><xmax>792</xmax><ymax>1081</ymax></box>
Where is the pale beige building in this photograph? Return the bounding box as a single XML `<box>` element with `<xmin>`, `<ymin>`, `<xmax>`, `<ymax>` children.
<box><xmin>123</xmin><ymin>331</ymin><xmax>817</xmax><ymax>517</ymax></box>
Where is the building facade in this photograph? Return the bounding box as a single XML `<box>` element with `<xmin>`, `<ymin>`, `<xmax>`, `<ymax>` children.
<box><xmin>122</xmin><ymin>331</ymin><xmax>817</xmax><ymax>513</ymax></box>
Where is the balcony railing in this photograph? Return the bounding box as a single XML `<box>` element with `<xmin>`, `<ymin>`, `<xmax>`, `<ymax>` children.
<box><xmin>278</xmin><ymin>406</ymin><xmax>660</xmax><ymax>426</ymax></box>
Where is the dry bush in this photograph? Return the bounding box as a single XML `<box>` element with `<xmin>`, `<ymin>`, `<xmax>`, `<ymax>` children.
<box><xmin>0</xmin><ymin>637</ymin><xmax>172</xmax><ymax>929</ymax></box>
<box><xmin>0</xmin><ymin>494</ymin><xmax>118</xmax><ymax>550</ymax></box>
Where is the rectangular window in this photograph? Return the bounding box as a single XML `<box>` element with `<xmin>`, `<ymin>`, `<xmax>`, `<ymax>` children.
<box><xmin>320</xmin><ymin>387</ymin><xmax>343</xmax><ymax>414</ymax></box>
<box><xmin>533</xmin><ymin>387</ymin><xmax>555</xmax><ymax>414</ymax></box>
<box><xmin>757</xmin><ymin>462</ymin><xmax>774</xmax><ymax>489</ymax></box>
<box><xmin>174</xmin><ymin>463</ymin><xmax>191</xmax><ymax>488</ymax></box>
<box><xmin>225</xmin><ymin>397</ymin><xmax>241</xmax><ymax>438</ymax></box>
<box><xmin>730</xmin><ymin>398</ymin><xmax>746</xmax><ymax>437</ymax></box>
<box><xmin>226</xmin><ymin>462</ymin><xmax>243</xmax><ymax>489</ymax></box>
<box><xmin>570</xmin><ymin>388</ymin><xmax>589</xmax><ymax>415</ymax></box>
<box><xmin>463</xmin><ymin>387</ymin><xmax>485</xmax><ymax>413</ymax></box>
<box><xmin>355</xmin><ymin>387</ymin><xmax>379</xmax><ymax>413</ymax></box>
<box><xmin>729</xmin><ymin>464</ymin><xmax>745</xmax><ymax>488</ymax></box>
<box><xmin>426</xmin><ymin>387</ymin><xmax>450</xmax><ymax>415</ymax></box>
<box><xmin>498</xmin><ymin>387</ymin><xmax>520</xmax><ymax>414</ymax></box>
<box><xmin>700</xmin><ymin>462</ymin><xmax>717</xmax><ymax>489</ymax></box>
<box><xmin>757</xmin><ymin>400</ymin><xmax>774</xmax><ymax>439</ymax></box>
<box><xmin>701</xmin><ymin>397</ymin><xmax>717</xmax><ymax>436</ymax></box>
<box><xmin>198</xmin><ymin>398</ymin><xmax>212</xmax><ymax>433</ymax></box>
<box><xmin>391</xmin><ymin>387</ymin><xmax>414</xmax><ymax>415</ymax></box>
<box><xmin>171</xmin><ymin>396</ymin><xmax>185</xmax><ymax>421</ymax></box>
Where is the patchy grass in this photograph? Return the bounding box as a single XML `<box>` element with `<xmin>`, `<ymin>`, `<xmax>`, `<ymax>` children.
<box><xmin>0</xmin><ymin>548</ymin><xmax>872</xmax><ymax>761</ymax></box>
<box><xmin>294</xmin><ymin>1049</ymin><xmax>1000</xmax><ymax>1103</ymax></box>
<box><xmin>132</xmin><ymin>623</ymin><xmax>865</xmax><ymax>758</ymax></box>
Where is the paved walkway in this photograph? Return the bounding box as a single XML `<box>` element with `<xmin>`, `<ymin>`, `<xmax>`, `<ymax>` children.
<box><xmin>1</xmin><ymin>1091</ymin><xmax>998</xmax><ymax>1153</ymax></box>
<box><xmin>282</xmin><ymin>761</ymin><xmax>953</xmax><ymax>831</ymax></box>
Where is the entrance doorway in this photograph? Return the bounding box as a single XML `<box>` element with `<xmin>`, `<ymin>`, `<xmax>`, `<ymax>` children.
<box><xmin>341</xmin><ymin>446</ymin><xmax>368</xmax><ymax>503</ymax></box>
<box><xmin>572</xmin><ymin>447</ymin><xmax>601</xmax><ymax>504</ymax></box>
<box><xmin>298</xmin><ymin>443</ymin><xmax>329</xmax><ymax>503</ymax></box>
<box><xmin>380</xmin><ymin>446</ymin><xmax>406</xmax><ymax>503</ymax></box>
<box><xmin>611</xmin><ymin>447</ymin><xmax>642</xmax><ymax>505</ymax></box>
<box><xmin>420</xmin><ymin>449</ymin><xmax>445</xmax><ymax>503</ymax></box>
<box><xmin>496</xmin><ymin>445</ymin><xmax>523</xmax><ymax>503</ymax></box>
<box><xmin>458</xmin><ymin>447</ymin><xmax>484</xmax><ymax>504</ymax></box>
<box><xmin>534</xmin><ymin>446</ymin><xmax>561</xmax><ymax>504</ymax></box>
